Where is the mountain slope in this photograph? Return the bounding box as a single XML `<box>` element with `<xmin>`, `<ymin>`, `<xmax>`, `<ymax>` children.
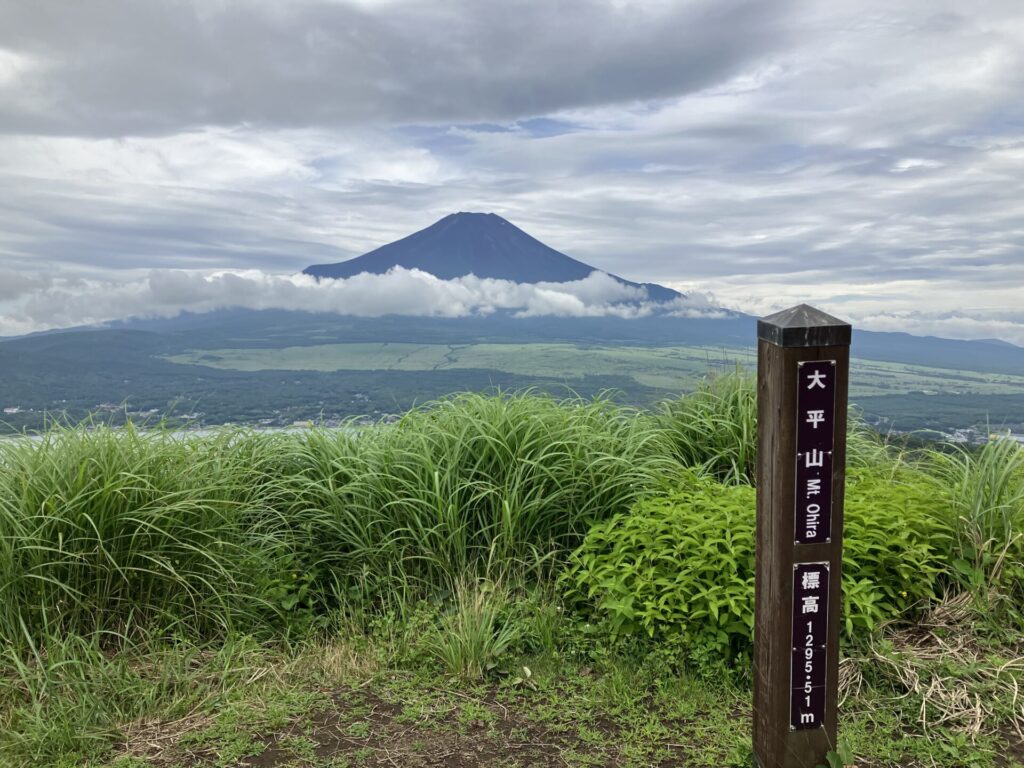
<box><xmin>303</xmin><ymin>212</ymin><xmax>681</xmax><ymax>301</ymax></box>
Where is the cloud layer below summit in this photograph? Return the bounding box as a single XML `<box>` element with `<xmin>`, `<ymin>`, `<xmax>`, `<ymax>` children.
<box><xmin>0</xmin><ymin>267</ymin><xmax>723</xmax><ymax>337</ymax></box>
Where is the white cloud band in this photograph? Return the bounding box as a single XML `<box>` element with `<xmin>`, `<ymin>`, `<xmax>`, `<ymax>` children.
<box><xmin>0</xmin><ymin>268</ymin><xmax>722</xmax><ymax>336</ymax></box>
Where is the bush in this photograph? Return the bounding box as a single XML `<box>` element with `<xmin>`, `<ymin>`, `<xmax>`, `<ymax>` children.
<box><xmin>840</xmin><ymin>467</ymin><xmax>955</xmax><ymax>631</ymax></box>
<box><xmin>562</xmin><ymin>472</ymin><xmax>755</xmax><ymax>670</ymax></box>
<box><xmin>562</xmin><ymin>468</ymin><xmax>954</xmax><ymax>671</ymax></box>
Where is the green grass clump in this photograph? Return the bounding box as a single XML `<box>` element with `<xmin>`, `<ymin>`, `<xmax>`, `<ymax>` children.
<box><xmin>658</xmin><ymin>370</ymin><xmax>757</xmax><ymax>485</ymax></box>
<box><xmin>0</xmin><ymin>425</ymin><xmax>306</xmax><ymax>651</ymax></box>
<box><xmin>925</xmin><ymin>436</ymin><xmax>1024</xmax><ymax>598</ymax></box>
<box><xmin>0</xmin><ymin>393</ymin><xmax>675</xmax><ymax>654</ymax></box>
<box><xmin>282</xmin><ymin>392</ymin><xmax>675</xmax><ymax>603</ymax></box>
<box><xmin>658</xmin><ymin>370</ymin><xmax>891</xmax><ymax>485</ymax></box>
<box><xmin>424</xmin><ymin>579</ymin><xmax>522</xmax><ymax>680</ymax></box>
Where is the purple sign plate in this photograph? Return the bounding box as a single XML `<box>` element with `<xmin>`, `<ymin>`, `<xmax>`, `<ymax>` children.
<box><xmin>794</xmin><ymin>360</ymin><xmax>836</xmax><ymax>544</ymax></box>
<box><xmin>790</xmin><ymin>562</ymin><xmax>829</xmax><ymax>731</ymax></box>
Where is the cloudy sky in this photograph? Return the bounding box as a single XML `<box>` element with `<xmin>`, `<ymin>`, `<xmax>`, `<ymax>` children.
<box><xmin>1</xmin><ymin>0</ymin><xmax>1023</xmax><ymax>342</ymax></box>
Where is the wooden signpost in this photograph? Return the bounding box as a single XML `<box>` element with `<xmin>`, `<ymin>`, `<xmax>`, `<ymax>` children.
<box><xmin>754</xmin><ymin>304</ymin><xmax>851</xmax><ymax>768</ymax></box>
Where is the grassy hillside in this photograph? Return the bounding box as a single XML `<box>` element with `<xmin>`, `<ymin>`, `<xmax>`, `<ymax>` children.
<box><xmin>166</xmin><ymin>339</ymin><xmax>1024</xmax><ymax>397</ymax></box>
<box><xmin>165</xmin><ymin>340</ymin><xmax>1024</xmax><ymax>432</ymax></box>
<box><xmin>1</xmin><ymin>375</ymin><xmax>1022</xmax><ymax>767</ymax></box>
<box><xmin>3</xmin><ymin>311</ymin><xmax>1024</xmax><ymax>434</ymax></box>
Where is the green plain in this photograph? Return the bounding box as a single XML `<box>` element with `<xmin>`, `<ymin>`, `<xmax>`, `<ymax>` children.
<box><xmin>165</xmin><ymin>341</ymin><xmax>1024</xmax><ymax>399</ymax></box>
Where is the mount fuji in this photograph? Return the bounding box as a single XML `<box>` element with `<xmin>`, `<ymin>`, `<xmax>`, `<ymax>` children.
<box><xmin>303</xmin><ymin>212</ymin><xmax>681</xmax><ymax>303</ymax></box>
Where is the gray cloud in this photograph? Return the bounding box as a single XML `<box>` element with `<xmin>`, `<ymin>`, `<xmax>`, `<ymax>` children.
<box><xmin>0</xmin><ymin>268</ymin><xmax>50</xmax><ymax>300</ymax></box>
<box><xmin>0</xmin><ymin>0</ymin><xmax>1022</xmax><ymax>346</ymax></box>
<box><xmin>0</xmin><ymin>0</ymin><xmax>787</xmax><ymax>136</ymax></box>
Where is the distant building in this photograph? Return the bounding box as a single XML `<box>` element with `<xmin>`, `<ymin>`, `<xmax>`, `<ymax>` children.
<box><xmin>3</xmin><ymin>407</ymin><xmax>20</xmax><ymax>414</ymax></box>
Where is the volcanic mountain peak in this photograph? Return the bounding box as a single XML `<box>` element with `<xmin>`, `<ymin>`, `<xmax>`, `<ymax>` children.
<box><xmin>303</xmin><ymin>212</ymin><xmax>681</xmax><ymax>302</ymax></box>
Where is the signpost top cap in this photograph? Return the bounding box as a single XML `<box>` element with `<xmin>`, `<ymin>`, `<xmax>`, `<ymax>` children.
<box><xmin>757</xmin><ymin>303</ymin><xmax>851</xmax><ymax>348</ymax></box>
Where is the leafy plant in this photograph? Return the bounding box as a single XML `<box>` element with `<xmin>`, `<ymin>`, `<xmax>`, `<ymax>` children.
<box><xmin>818</xmin><ymin>740</ymin><xmax>855</xmax><ymax>768</ymax></box>
<box><xmin>841</xmin><ymin>467</ymin><xmax>955</xmax><ymax>634</ymax></box>
<box><xmin>563</xmin><ymin>467</ymin><xmax>955</xmax><ymax>670</ymax></box>
<box><xmin>562</xmin><ymin>471</ymin><xmax>757</xmax><ymax>670</ymax></box>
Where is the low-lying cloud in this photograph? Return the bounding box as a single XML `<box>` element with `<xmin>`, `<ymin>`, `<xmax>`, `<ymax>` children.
<box><xmin>0</xmin><ymin>269</ymin><xmax>723</xmax><ymax>336</ymax></box>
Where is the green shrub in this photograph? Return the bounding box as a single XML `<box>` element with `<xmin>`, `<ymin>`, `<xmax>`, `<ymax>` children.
<box><xmin>562</xmin><ymin>472</ymin><xmax>755</xmax><ymax>669</ymax></box>
<box><xmin>840</xmin><ymin>467</ymin><xmax>955</xmax><ymax>632</ymax></box>
<box><xmin>562</xmin><ymin>468</ymin><xmax>954</xmax><ymax>670</ymax></box>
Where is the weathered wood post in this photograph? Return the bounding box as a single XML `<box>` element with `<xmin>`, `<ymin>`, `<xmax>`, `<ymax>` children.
<box><xmin>754</xmin><ymin>304</ymin><xmax>851</xmax><ymax>768</ymax></box>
